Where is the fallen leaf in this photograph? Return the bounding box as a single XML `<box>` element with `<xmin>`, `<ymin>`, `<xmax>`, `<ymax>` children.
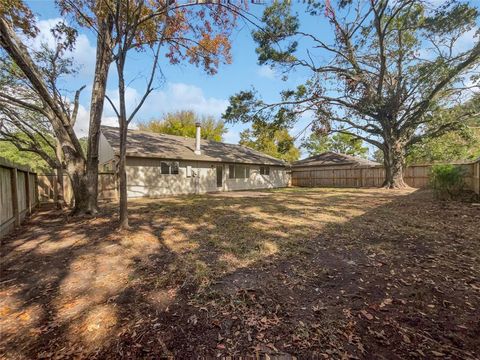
<box><xmin>360</xmin><ymin>310</ymin><xmax>374</xmax><ymax>320</ymax></box>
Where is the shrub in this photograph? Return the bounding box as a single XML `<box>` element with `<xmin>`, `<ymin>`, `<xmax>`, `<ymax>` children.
<box><xmin>429</xmin><ymin>164</ymin><xmax>466</xmax><ymax>200</ymax></box>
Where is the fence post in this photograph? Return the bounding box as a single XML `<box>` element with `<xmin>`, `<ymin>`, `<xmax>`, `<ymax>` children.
<box><xmin>35</xmin><ymin>174</ymin><xmax>39</xmax><ymax>207</ymax></box>
<box><xmin>25</xmin><ymin>171</ymin><xmax>31</xmax><ymax>215</ymax></box>
<box><xmin>10</xmin><ymin>167</ymin><xmax>19</xmax><ymax>227</ymax></box>
<box><xmin>359</xmin><ymin>168</ymin><xmax>363</xmax><ymax>188</ymax></box>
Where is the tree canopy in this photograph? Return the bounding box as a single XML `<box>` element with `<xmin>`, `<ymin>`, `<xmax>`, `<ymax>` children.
<box><xmin>302</xmin><ymin>132</ymin><xmax>368</xmax><ymax>158</ymax></box>
<box><xmin>138</xmin><ymin>111</ymin><xmax>227</xmax><ymax>142</ymax></box>
<box><xmin>223</xmin><ymin>0</ymin><xmax>480</xmax><ymax>188</ymax></box>
<box><xmin>406</xmin><ymin>94</ymin><xmax>480</xmax><ymax>164</ymax></box>
<box><xmin>0</xmin><ymin>140</ymin><xmax>51</xmax><ymax>173</ymax></box>
<box><xmin>239</xmin><ymin>123</ymin><xmax>300</xmax><ymax>163</ymax></box>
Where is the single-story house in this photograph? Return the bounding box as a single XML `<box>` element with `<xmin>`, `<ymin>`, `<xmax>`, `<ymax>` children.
<box><xmin>99</xmin><ymin>125</ymin><xmax>289</xmax><ymax>198</ymax></box>
<box><xmin>291</xmin><ymin>152</ymin><xmax>381</xmax><ymax>187</ymax></box>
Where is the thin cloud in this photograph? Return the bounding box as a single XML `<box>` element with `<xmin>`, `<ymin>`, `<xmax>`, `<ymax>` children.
<box><xmin>257</xmin><ymin>65</ymin><xmax>276</xmax><ymax>80</ymax></box>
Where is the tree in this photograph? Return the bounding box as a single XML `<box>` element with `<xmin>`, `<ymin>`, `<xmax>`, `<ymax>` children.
<box><xmin>406</xmin><ymin>95</ymin><xmax>480</xmax><ymax>164</ymax></box>
<box><xmin>0</xmin><ymin>14</ymin><xmax>88</xmax><ymax>212</ymax></box>
<box><xmin>372</xmin><ymin>148</ymin><xmax>384</xmax><ymax>164</ymax></box>
<box><xmin>64</xmin><ymin>1</ymin><xmax>246</xmax><ymax>229</ymax></box>
<box><xmin>0</xmin><ymin>139</ymin><xmax>51</xmax><ymax>173</ymax></box>
<box><xmin>239</xmin><ymin>123</ymin><xmax>300</xmax><ymax>162</ymax></box>
<box><xmin>302</xmin><ymin>132</ymin><xmax>368</xmax><ymax>158</ymax></box>
<box><xmin>138</xmin><ymin>110</ymin><xmax>227</xmax><ymax>141</ymax></box>
<box><xmin>0</xmin><ymin>104</ymin><xmax>66</xmax><ymax>207</ymax></box>
<box><xmin>223</xmin><ymin>0</ymin><xmax>480</xmax><ymax>188</ymax></box>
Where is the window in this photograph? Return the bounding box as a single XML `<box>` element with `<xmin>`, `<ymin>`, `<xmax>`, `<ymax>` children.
<box><xmin>229</xmin><ymin>164</ymin><xmax>250</xmax><ymax>179</ymax></box>
<box><xmin>161</xmin><ymin>161</ymin><xmax>179</xmax><ymax>175</ymax></box>
<box><xmin>170</xmin><ymin>162</ymin><xmax>179</xmax><ymax>175</ymax></box>
<box><xmin>161</xmin><ymin>162</ymin><xmax>170</xmax><ymax>175</ymax></box>
<box><xmin>260</xmin><ymin>166</ymin><xmax>270</xmax><ymax>176</ymax></box>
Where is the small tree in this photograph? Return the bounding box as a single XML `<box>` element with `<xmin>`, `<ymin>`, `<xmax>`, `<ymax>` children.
<box><xmin>430</xmin><ymin>164</ymin><xmax>466</xmax><ymax>200</ymax></box>
<box><xmin>139</xmin><ymin>110</ymin><xmax>227</xmax><ymax>141</ymax></box>
<box><xmin>65</xmin><ymin>0</ymin><xmax>246</xmax><ymax>229</ymax></box>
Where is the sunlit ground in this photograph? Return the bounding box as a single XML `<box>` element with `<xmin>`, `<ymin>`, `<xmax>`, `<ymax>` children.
<box><xmin>2</xmin><ymin>187</ymin><xmax>478</xmax><ymax>359</ymax></box>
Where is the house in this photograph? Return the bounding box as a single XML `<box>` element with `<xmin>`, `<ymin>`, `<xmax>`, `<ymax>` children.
<box><xmin>291</xmin><ymin>152</ymin><xmax>381</xmax><ymax>187</ymax></box>
<box><xmin>98</xmin><ymin>125</ymin><xmax>289</xmax><ymax>198</ymax></box>
<box><xmin>291</xmin><ymin>152</ymin><xmax>380</xmax><ymax>170</ymax></box>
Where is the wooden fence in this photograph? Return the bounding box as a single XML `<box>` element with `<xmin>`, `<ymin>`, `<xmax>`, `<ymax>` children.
<box><xmin>292</xmin><ymin>160</ymin><xmax>480</xmax><ymax>194</ymax></box>
<box><xmin>0</xmin><ymin>158</ymin><xmax>38</xmax><ymax>238</ymax></box>
<box><xmin>37</xmin><ymin>172</ymin><xmax>118</xmax><ymax>205</ymax></box>
<box><xmin>474</xmin><ymin>160</ymin><xmax>480</xmax><ymax>195</ymax></box>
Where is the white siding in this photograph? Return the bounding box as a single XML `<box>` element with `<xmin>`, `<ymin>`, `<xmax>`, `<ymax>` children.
<box><xmin>125</xmin><ymin>157</ymin><xmax>289</xmax><ymax>198</ymax></box>
<box><xmin>224</xmin><ymin>165</ymin><xmax>289</xmax><ymax>191</ymax></box>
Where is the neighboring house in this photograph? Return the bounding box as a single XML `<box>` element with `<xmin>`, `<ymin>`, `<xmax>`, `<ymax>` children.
<box><xmin>99</xmin><ymin>125</ymin><xmax>289</xmax><ymax>198</ymax></box>
<box><xmin>291</xmin><ymin>152</ymin><xmax>380</xmax><ymax>171</ymax></box>
<box><xmin>291</xmin><ymin>152</ymin><xmax>381</xmax><ymax>187</ymax></box>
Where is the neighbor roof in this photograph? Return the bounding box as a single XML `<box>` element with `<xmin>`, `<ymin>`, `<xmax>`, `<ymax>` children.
<box><xmin>292</xmin><ymin>151</ymin><xmax>380</xmax><ymax>168</ymax></box>
<box><xmin>101</xmin><ymin>126</ymin><xmax>286</xmax><ymax>166</ymax></box>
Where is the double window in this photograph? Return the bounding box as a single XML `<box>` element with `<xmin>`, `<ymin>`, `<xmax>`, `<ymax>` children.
<box><xmin>160</xmin><ymin>161</ymin><xmax>179</xmax><ymax>175</ymax></box>
<box><xmin>229</xmin><ymin>164</ymin><xmax>250</xmax><ymax>179</ymax></box>
<box><xmin>260</xmin><ymin>166</ymin><xmax>270</xmax><ymax>176</ymax></box>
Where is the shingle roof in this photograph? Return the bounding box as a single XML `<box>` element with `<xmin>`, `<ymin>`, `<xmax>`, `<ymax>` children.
<box><xmin>292</xmin><ymin>151</ymin><xmax>380</xmax><ymax>168</ymax></box>
<box><xmin>101</xmin><ymin>126</ymin><xmax>286</xmax><ymax>166</ymax></box>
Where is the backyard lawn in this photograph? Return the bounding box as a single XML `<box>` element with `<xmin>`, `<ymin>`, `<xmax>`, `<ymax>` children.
<box><xmin>1</xmin><ymin>188</ymin><xmax>479</xmax><ymax>359</ymax></box>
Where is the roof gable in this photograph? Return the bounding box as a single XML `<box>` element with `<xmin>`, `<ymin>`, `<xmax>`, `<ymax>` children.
<box><xmin>292</xmin><ymin>151</ymin><xmax>380</xmax><ymax>168</ymax></box>
<box><xmin>100</xmin><ymin>126</ymin><xmax>286</xmax><ymax>166</ymax></box>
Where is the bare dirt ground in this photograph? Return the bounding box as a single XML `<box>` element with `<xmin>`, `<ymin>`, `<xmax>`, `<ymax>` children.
<box><xmin>1</xmin><ymin>188</ymin><xmax>479</xmax><ymax>359</ymax></box>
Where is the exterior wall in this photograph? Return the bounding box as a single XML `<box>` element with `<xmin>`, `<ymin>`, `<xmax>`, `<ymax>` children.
<box><xmin>125</xmin><ymin>157</ymin><xmax>288</xmax><ymax>198</ymax></box>
<box><xmin>224</xmin><ymin>165</ymin><xmax>289</xmax><ymax>191</ymax></box>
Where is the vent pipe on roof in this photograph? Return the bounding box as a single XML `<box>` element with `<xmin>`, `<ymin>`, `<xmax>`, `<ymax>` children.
<box><xmin>194</xmin><ymin>122</ymin><xmax>201</xmax><ymax>155</ymax></box>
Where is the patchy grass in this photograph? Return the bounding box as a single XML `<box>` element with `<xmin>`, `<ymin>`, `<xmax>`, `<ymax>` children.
<box><xmin>1</xmin><ymin>188</ymin><xmax>479</xmax><ymax>359</ymax></box>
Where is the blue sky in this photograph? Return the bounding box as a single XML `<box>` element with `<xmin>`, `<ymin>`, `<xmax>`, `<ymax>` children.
<box><xmin>26</xmin><ymin>1</ymin><xmax>320</xmax><ymax>147</ymax></box>
<box><xmin>25</xmin><ymin>0</ymin><xmax>479</xmax><ymax>159</ymax></box>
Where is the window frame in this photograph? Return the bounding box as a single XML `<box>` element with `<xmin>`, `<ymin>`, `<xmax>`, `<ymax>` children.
<box><xmin>228</xmin><ymin>164</ymin><xmax>250</xmax><ymax>179</ymax></box>
<box><xmin>160</xmin><ymin>161</ymin><xmax>180</xmax><ymax>175</ymax></box>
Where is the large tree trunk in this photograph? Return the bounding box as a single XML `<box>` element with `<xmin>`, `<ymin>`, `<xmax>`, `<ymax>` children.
<box><xmin>85</xmin><ymin>17</ymin><xmax>113</xmax><ymax>214</ymax></box>
<box><xmin>65</xmin><ymin>153</ymin><xmax>89</xmax><ymax>214</ymax></box>
<box><xmin>382</xmin><ymin>140</ymin><xmax>408</xmax><ymax>188</ymax></box>
<box><xmin>55</xmin><ymin>166</ymin><xmax>64</xmax><ymax>209</ymax></box>
<box><xmin>55</xmin><ymin>140</ymin><xmax>64</xmax><ymax>209</ymax></box>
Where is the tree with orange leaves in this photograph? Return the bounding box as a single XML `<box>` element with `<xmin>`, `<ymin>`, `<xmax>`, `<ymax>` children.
<box><xmin>58</xmin><ymin>0</ymin><xmax>251</xmax><ymax>229</ymax></box>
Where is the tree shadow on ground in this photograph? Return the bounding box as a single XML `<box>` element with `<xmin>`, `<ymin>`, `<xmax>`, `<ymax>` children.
<box><xmin>0</xmin><ymin>188</ymin><xmax>479</xmax><ymax>359</ymax></box>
